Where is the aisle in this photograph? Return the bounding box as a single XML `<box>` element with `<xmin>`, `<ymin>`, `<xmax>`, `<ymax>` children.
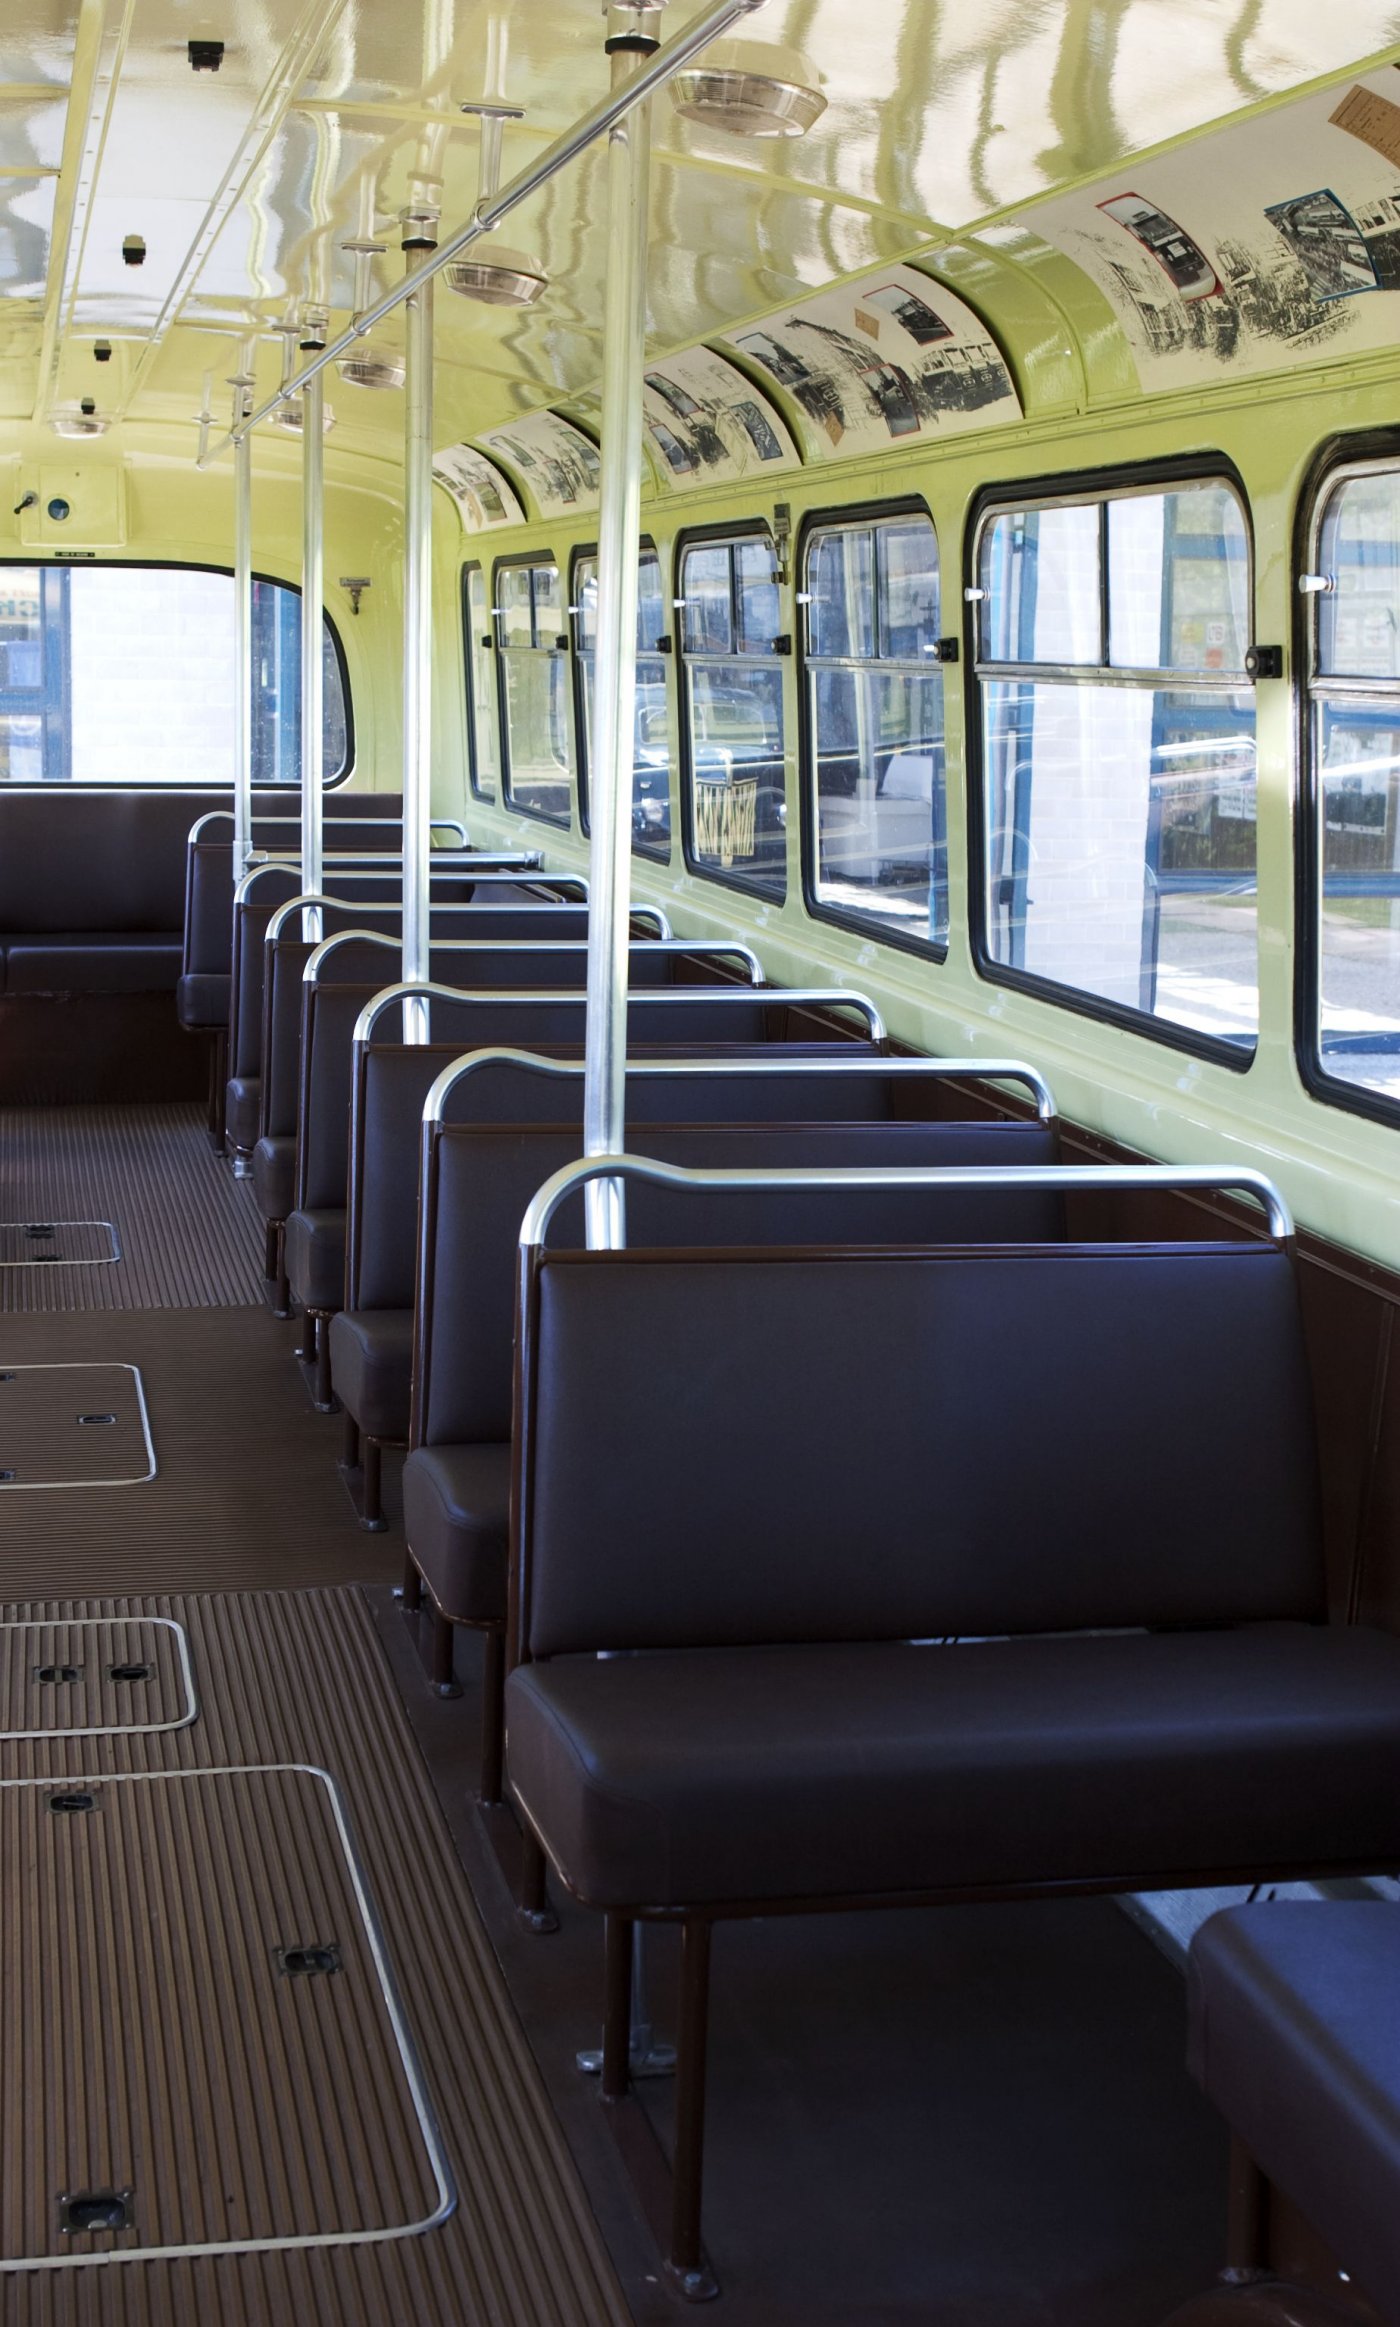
<box><xmin>0</xmin><ymin>1584</ymin><xmax>630</xmax><ymax>2327</ymax></box>
<box><xmin>0</xmin><ymin>1102</ymin><xmax>263</xmax><ymax>1311</ymax></box>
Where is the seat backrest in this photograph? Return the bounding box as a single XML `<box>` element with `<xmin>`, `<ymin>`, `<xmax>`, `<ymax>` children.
<box><xmin>353</xmin><ymin>1052</ymin><xmax>1053</xmax><ymax>1314</ymax></box>
<box><xmin>294</xmin><ymin>979</ymin><xmax>867</xmax><ymax>1208</ymax></box>
<box><xmin>416</xmin><ymin>1120</ymin><xmax>1065</xmax><ymax>1452</ymax></box>
<box><xmin>182</xmin><ymin>798</ymin><xmax>411</xmax><ymax>981</ymax></box>
<box><xmin>518</xmin><ymin>1240</ymin><xmax>1324</xmax><ymax>1660</ymax></box>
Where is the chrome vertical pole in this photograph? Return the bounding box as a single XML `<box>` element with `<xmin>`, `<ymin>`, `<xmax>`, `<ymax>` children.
<box><xmin>582</xmin><ymin>0</ymin><xmax>659</xmax><ymax>1250</ymax></box>
<box><xmin>300</xmin><ymin>309</ymin><xmax>327</xmax><ymax>939</ymax></box>
<box><xmin>577</xmin><ymin>0</ymin><xmax>676</xmax><ymax>2087</ymax></box>
<box><xmin>401</xmin><ymin>202</ymin><xmax>439</xmax><ymax>1044</ymax></box>
<box><xmin>231</xmin><ymin>362</ymin><xmax>254</xmax><ymax>882</ymax></box>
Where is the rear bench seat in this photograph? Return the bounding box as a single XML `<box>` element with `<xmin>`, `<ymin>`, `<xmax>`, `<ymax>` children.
<box><xmin>398</xmin><ymin>1071</ymin><xmax>1062</xmax><ymax>1792</ymax></box>
<box><xmin>504</xmin><ymin>1156</ymin><xmax>1400</xmax><ymax>2298</ymax></box>
<box><xmin>0</xmin><ymin>788</ymin><xmax>197</xmax><ymax>993</ymax></box>
<box><xmin>1165</xmin><ymin>1905</ymin><xmax>1400</xmax><ymax>2324</ymax></box>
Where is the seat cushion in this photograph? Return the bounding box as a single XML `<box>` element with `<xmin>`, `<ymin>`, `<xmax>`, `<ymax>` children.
<box><xmin>1189</xmin><ymin>1903</ymin><xmax>1400</xmax><ymax>2321</ymax></box>
<box><xmin>328</xmin><ymin>1308</ymin><xmax>416</xmax><ymax>1443</ymax></box>
<box><xmin>251</xmin><ymin>1134</ymin><xmax>295</xmax><ymax>1224</ymax></box>
<box><xmin>6</xmin><ymin>935</ymin><xmax>182</xmax><ymax>994</ymax></box>
<box><xmin>284</xmin><ymin>1207</ymin><xmax>345</xmax><ymax>1314</ymax></box>
<box><xmin>225</xmin><ymin>1073</ymin><xmax>261</xmax><ymax>1156</ymax></box>
<box><xmin>176</xmin><ymin>970</ymin><xmax>231</xmax><ymax>1030</ymax></box>
<box><xmin>402</xmin><ymin>1442</ymin><xmax>512</xmax><ymax>1626</ymax></box>
<box><xmin>505</xmin><ymin>1623</ymin><xmax>1400</xmax><ymax>1914</ymax></box>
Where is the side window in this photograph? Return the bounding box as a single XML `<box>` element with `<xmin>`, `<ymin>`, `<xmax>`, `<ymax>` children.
<box><xmin>495</xmin><ymin>556</ymin><xmax>574</xmax><ymax>825</ymax></box>
<box><xmin>679</xmin><ymin>533</ymin><xmax>786</xmax><ymax>899</ymax></box>
<box><xmin>1304</xmin><ymin>464</ymin><xmax>1400</xmax><ymax>1113</ymax></box>
<box><xmin>975</xmin><ymin>480</ymin><xmax>1257</xmax><ymax>1057</ymax></box>
<box><xmin>803</xmin><ymin>510</ymin><xmax>946</xmax><ymax>947</ymax></box>
<box><xmin>0</xmin><ymin>565</ymin><xmax>349</xmax><ymax>784</ymax></box>
<box><xmin>573</xmin><ymin>547</ymin><xmax>671</xmax><ymax>859</ymax></box>
<box><xmin>462</xmin><ymin>564</ymin><xmax>499</xmax><ymax>802</ymax></box>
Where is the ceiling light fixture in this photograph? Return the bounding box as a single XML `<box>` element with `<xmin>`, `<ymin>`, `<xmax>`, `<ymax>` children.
<box><xmin>338</xmin><ymin>177</ymin><xmax>404</xmax><ymax>389</ymax></box>
<box><xmin>445</xmin><ymin>101</ymin><xmax>547</xmax><ymax>309</ymax></box>
<box><xmin>670</xmin><ymin>39</ymin><xmax>825</xmax><ymax>137</ymax></box>
<box><xmin>50</xmin><ymin>406</ymin><xmax>109</xmax><ymax>438</ymax></box>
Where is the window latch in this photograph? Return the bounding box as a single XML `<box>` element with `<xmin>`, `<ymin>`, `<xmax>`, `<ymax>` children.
<box><xmin>964</xmin><ymin>586</ymin><xmax>986</xmax><ymax>603</ymax></box>
<box><xmin>935</xmin><ymin>637</ymin><xmax>960</xmax><ymax>664</ymax></box>
<box><xmin>1244</xmin><ymin>644</ymin><xmax>1283</xmax><ymax>679</ymax></box>
<box><xmin>771</xmin><ymin>633</ymin><xmax>792</xmax><ymax>656</ymax></box>
<box><xmin>1297</xmin><ymin>573</ymin><xmax>1335</xmax><ymax>595</ymax></box>
<box><xmin>655</xmin><ymin>634</ymin><xmax>673</xmax><ymax>654</ymax></box>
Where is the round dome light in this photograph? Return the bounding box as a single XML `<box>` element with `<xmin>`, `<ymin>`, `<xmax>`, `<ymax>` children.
<box><xmin>671</xmin><ymin>40</ymin><xmax>825</xmax><ymax>137</ymax></box>
<box><xmin>444</xmin><ymin>243</ymin><xmax>547</xmax><ymax>308</ymax></box>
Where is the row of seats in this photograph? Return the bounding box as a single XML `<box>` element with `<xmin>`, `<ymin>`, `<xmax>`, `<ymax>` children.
<box><xmin>183</xmin><ymin>835</ymin><xmax>1400</xmax><ymax>2313</ymax></box>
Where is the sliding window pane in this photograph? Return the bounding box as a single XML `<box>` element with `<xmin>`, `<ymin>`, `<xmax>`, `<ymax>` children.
<box><xmin>1316</xmin><ymin>701</ymin><xmax>1400</xmax><ymax>1098</ymax></box>
<box><xmin>811</xmin><ymin>665</ymin><xmax>946</xmax><ymax>940</ymax></box>
<box><xmin>681</xmin><ymin>547</ymin><xmax>731</xmax><ymax>655</ymax></box>
<box><xmin>983</xmin><ymin>680</ymin><xmax>1257</xmax><ymax>1045</ymax></box>
<box><xmin>807</xmin><ymin>530</ymin><xmax>874</xmax><ymax>659</ymax></box>
<box><xmin>464</xmin><ymin>567</ymin><xmax>498</xmax><ymax>800</ymax></box>
<box><xmin>574</xmin><ymin>550</ymin><xmax>671</xmax><ymax>856</ymax></box>
<box><xmin>686</xmin><ymin>662</ymin><xmax>785</xmax><ymax>890</ymax></box>
<box><xmin>1108</xmin><ymin>488</ymin><xmax>1250</xmax><ymax>673</ymax></box>
<box><xmin>980</xmin><ymin>503</ymin><xmax>1101</xmax><ymax>664</ymax></box>
<box><xmin>0</xmin><ymin>713</ymin><xmax>42</xmax><ymax>781</ymax></box>
<box><xmin>1318</xmin><ymin>472</ymin><xmax>1400</xmax><ymax>679</ymax></box>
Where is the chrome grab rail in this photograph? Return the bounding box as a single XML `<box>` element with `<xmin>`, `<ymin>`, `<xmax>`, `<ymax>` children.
<box><xmin>236</xmin><ymin>857</ymin><xmax>550</xmax><ymax>909</ymax></box>
<box><xmin>422</xmin><ymin>1046</ymin><xmax>1056</xmax><ymax>1131</ymax></box>
<box><xmin>188</xmin><ymin>810</ymin><xmax>470</xmax><ymax>845</ymax></box>
<box><xmin>519</xmin><ymin>1154</ymin><xmax>1294</xmax><ymax>1252</ymax></box>
<box><xmin>306</xmin><ymin>933</ymin><xmax>762</xmax><ymax>987</ymax></box>
<box><xmin>263</xmin><ymin>878</ymin><xmax>583</xmax><ymax>943</ymax></box>
<box><xmin>351</xmin><ymin>982</ymin><xmax>886</xmax><ymax>1048</ymax></box>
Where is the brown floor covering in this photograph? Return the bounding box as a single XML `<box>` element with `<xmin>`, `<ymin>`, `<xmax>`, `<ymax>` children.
<box><xmin>0</xmin><ymin>1105</ymin><xmax>263</xmax><ymax>1310</ymax></box>
<box><xmin>0</xmin><ymin>1584</ymin><xmax>632</xmax><ymax>2327</ymax></box>
<box><xmin>0</xmin><ymin>1306</ymin><xmax>405</xmax><ymax>1595</ymax></box>
<box><xmin>375</xmin><ymin>1599</ymin><xmax>1231</xmax><ymax>2327</ymax></box>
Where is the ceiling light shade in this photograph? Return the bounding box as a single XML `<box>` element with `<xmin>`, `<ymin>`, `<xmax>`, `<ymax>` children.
<box><xmin>338</xmin><ymin>348</ymin><xmax>406</xmax><ymax>390</ymax></box>
<box><xmin>444</xmin><ymin>243</ymin><xmax>547</xmax><ymax>308</ymax></box>
<box><xmin>50</xmin><ymin>408</ymin><xmax>109</xmax><ymax>438</ymax></box>
<box><xmin>268</xmin><ymin>396</ymin><xmax>336</xmax><ymax>434</ymax></box>
<box><xmin>670</xmin><ymin>39</ymin><xmax>825</xmax><ymax>137</ymax></box>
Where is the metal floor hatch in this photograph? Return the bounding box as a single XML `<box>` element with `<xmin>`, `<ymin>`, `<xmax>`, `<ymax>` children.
<box><xmin>0</xmin><ymin>1223</ymin><xmax>120</xmax><ymax>1269</ymax></box>
<box><xmin>0</xmin><ymin>1363</ymin><xmax>154</xmax><ymax>1489</ymax></box>
<box><xmin>0</xmin><ymin>1762</ymin><xmax>453</xmax><ymax>2272</ymax></box>
<box><xmin>0</xmin><ymin>1617</ymin><xmax>194</xmax><ymax>1739</ymax></box>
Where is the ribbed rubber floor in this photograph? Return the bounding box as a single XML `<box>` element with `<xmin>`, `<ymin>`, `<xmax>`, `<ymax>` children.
<box><xmin>0</xmin><ymin>1106</ymin><xmax>263</xmax><ymax>1311</ymax></box>
<box><xmin>0</xmin><ymin>1585</ymin><xmax>630</xmax><ymax>2327</ymax></box>
<box><xmin>0</xmin><ymin>1309</ymin><xmax>404</xmax><ymax>1595</ymax></box>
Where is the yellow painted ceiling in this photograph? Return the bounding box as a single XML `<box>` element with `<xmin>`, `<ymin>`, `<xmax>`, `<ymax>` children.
<box><xmin>3</xmin><ymin>0</ymin><xmax>1400</xmax><ymax>459</ymax></box>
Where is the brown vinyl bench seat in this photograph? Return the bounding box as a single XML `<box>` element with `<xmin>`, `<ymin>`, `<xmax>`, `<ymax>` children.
<box><xmin>504</xmin><ymin>1163</ymin><xmax>1400</xmax><ymax>2298</ymax></box>
<box><xmin>401</xmin><ymin>1084</ymin><xmax>1062</xmax><ymax>1783</ymax></box>
<box><xmin>1165</xmin><ymin>1904</ymin><xmax>1400</xmax><ymax>2324</ymax></box>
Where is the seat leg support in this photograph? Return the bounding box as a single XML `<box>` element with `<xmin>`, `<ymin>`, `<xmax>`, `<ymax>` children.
<box><xmin>263</xmin><ymin>1220</ymin><xmax>280</xmax><ymax>1283</ymax></box>
<box><xmin>399</xmin><ymin>1552</ymin><xmax>422</xmax><ymax>1613</ymax></box>
<box><xmin>313</xmin><ymin>1316</ymin><xmax>336</xmax><ymax>1413</ymax></box>
<box><xmin>207</xmin><ymin>1031</ymin><xmax>229</xmax><ymax>1149</ymax></box>
<box><xmin>478</xmin><ymin>1629</ymin><xmax>505</xmax><ymax>1805</ymax></box>
<box><xmin>430</xmin><ymin>1608</ymin><xmax>461</xmax><ymax>1700</ymax></box>
<box><xmin>602</xmin><ymin>1915</ymin><xmax>635</xmax><ymax>2102</ymax></box>
<box><xmin>342</xmin><ymin>1411</ymin><xmax>361</xmax><ymax>1473</ymax></box>
<box><xmin>668</xmin><ymin>1919</ymin><xmax>718</xmax><ymax>2301</ymax></box>
<box><xmin>517</xmin><ymin>1828</ymin><xmax>558</xmax><ymax>1934</ymax></box>
<box><xmin>1224</xmin><ymin>2137</ymin><xmax>1269</xmax><ymax>2284</ymax></box>
<box><xmin>359</xmin><ymin>1437</ymin><xmax>387</xmax><ymax>1532</ymax></box>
